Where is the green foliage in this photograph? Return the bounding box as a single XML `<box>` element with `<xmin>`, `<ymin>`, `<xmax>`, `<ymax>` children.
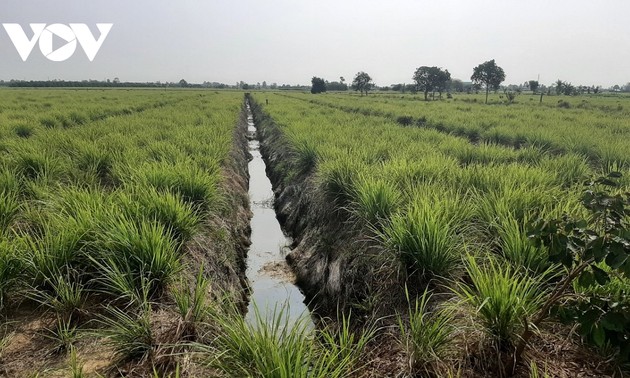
<box><xmin>0</xmin><ymin>90</ymin><xmax>242</xmax><ymax>332</ymax></box>
<box><xmin>398</xmin><ymin>289</ymin><xmax>455</xmax><ymax>374</ymax></box>
<box><xmin>74</xmin><ymin>143</ymin><xmax>114</xmax><ymax>185</ymax></box>
<box><xmin>318</xmin><ymin>159</ymin><xmax>360</xmax><ymax>207</ymax></box>
<box><xmin>318</xmin><ymin>314</ymin><xmax>374</xmax><ymax>371</ymax></box>
<box><xmin>496</xmin><ymin>216</ymin><xmax>550</xmax><ymax>273</ymax></box>
<box><xmin>31</xmin><ymin>271</ymin><xmax>86</xmax><ymax>322</ymax></box>
<box><xmin>0</xmin><ymin>240</ymin><xmax>22</xmax><ymax>310</ymax></box>
<box><xmin>528</xmin><ymin>81</ymin><xmax>540</xmax><ymax>94</ymax></box>
<box><xmin>288</xmin><ymin>91</ymin><xmax>630</xmax><ymax>170</ymax></box>
<box><xmin>531</xmin><ymin>173</ymin><xmax>629</xmax><ymax>274</ymax></box>
<box><xmin>526</xmin><ymin>173</ymin><xmax>630</xmax><ymax>361</ymax></box>
<box><xmin>471</xmin><ymin>59</ymin><xmax>506</xmax><ymax>103</ymax></box>
<box><xmin>89</xmin><ymin>255</ymin><xmax>151</xmax><ymax>306</ymax></box>
<box><xmin>252</xmin><ymin>92</ymin><xmax>630</xmax><ymax>374</ymax></box>
<box><xmin>172</xmin><ymin>267</ymin><xmax>211</xmax><ymax>339</ymax></box>
<box><xmin>528</xmin><ymin>361</ymin><xmax>550</xmax><ymax>378</ymax></box>
<box><xmin>291</xmin><ymin>139</ymin><xmax>319</xmax><ymax>176</ymax></box>
<box><xmin>352</xmin><ymin>175</ymin><xmax>401</xmax><ymax>229</ymax></box>
<box><xmin>123</xmin><ymin>186</ymin><xmax>201</xmax><ymax>244</ymax></box>
<box><xmin>0</xmin><ymin>170</ymin><xmax>21</xmax><ymax>197</ymax></box>
<box><xmin>14</xmin><ymin>149</ymin><xmax>63</xmax><ymax>182</ymax></box>
<box><xmin>200</xmin><ymin>302</ymin><xmax>372</xmax><ymax>378</ymax></box>
<box><xmin>96</xmin><ymin>217</ymin><xmax>181</xmax><ymax>298</ymax></box>
<box><xmin>13</xmin><ymin>123</ymin><xmax>34</xmax><ymax>138</ymax></box>
<box><xmin>311</xmin><ymin>77</ymin><xmax>327</xmax><ymax>94</ymax></box>
<box><xmin>351</xmin><ymin>71</ymin><xmax>373</xmax><ymax>96</ymax></box>
<box><xmin>0</xmin><ymin>327</ymin><xmax>13</xmax><ymax>358</ymax></box>
<box><xmin>22</xmin><ymin>226</ymin><xmax>85</xmax><ymax>286</ymax></box>
<box><xmin>0</xmin><ymin>191</ymin><xmax>20</xmax><ymax>233</ymax></box>
<box><xmin>42</xmin><ymin>317</ymin><xmax>80</xmax><ymax>355</ymax></box>
<box><xmin>382</xmin><ymin>200</ymin><xmax>461</xmax><ymax>279</ymax></box>
<box><xmin>68</xmin><ymin>346</ymin><xmax>85</xmax><ymax>378</ymax></box>
<box><xmin>457</xmin><ymin>255</ymin><xmax>547</xmax><ymax>349</ymax></box>
<box><xmin>137</xmin><ymin>163</ymin><xmax>220</xmax><ymax>211</ymax></box>
<box><xmin>97</xmin><ymin>305</ymin><xmax>155</xmax><ymax>363</ymax></box>
<box><xmin>412</xmin><ymin>66</ymin><xmax>451</xmax><ymax>101</ymax></box>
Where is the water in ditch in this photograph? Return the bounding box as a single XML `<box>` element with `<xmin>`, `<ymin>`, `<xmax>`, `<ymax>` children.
<box><xmin>244</xmin><ymin>103</ymin><xmax>312</xmax><ymax>327</ymax></box>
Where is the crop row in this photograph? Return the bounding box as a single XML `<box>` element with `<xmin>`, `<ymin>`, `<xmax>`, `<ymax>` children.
<box><xmin>280</xmin><ymin>92</ymin><xmax>630</xmax><ymax>172</ymax></box>
<box><xmin>0</xmin><ymin>89</ymin><xmax>185</xmax><ymax>136</ymax></box>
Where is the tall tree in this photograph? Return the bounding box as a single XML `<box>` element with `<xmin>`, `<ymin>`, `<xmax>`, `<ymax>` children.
<box><xmin>311</xmin><ymin>76</ymin><xmax>327</xmax><ymax>94</ymax></box>
<box><xmin>450</xmin><ymin>79</ymin><xmax>464</xmax><ymax>93</ymax></box>
<box><xmin>471</xmin><ymin>59</ymin><xmax>505</xmax><ymax>103</ymax></box>
<box><xmin>351</xmin><ymin>71</ymin><xmax>373</xmax><ymax>96</ymax></box>
<box><xmin>555</xmin><ymin>79</ymin><xmax>564</xmax><ymax>95</ymax></box>
<box><xmin>528</xmin><ymin>80</ymin><xmax>539</xmax><ymax>94</ymax></box>
<box><xmin>412</xmin><ymin>66</ymin><xmax>451</xmax><ymax>101</ymax></box>
<box><xmin>435</xmin><ymin>69</ymin><xmax>451</xmax><ymax>99</ymax></box>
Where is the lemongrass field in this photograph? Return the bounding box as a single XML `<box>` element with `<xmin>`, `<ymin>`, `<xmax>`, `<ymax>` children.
<box><xmin>0</xmin><ymin>88</ymin><xmax>628</xmax><ymax>376</ymax></box>
<box><xmin>0</xmin><ymin>90</ymin><xmax>242</xmax><ymax>307</ymax></box>
<box><xmin>283</xmin><ymin>92</ymin><xmax>630</xmax><ymax>171</ymax></box>
<box><xmin>252</xmin><ymin>91</ymin><xmax>630</xmax><ymax>375</ymax></box>
<box><xmin>0</xmin><ymin>89</ymin><xmax>249</xmax><ymax>376</ymax></box>
<box><xmin>0</xmin><ymin>89</ymin><xmax>376</xmax><ymax>377</ymax></box>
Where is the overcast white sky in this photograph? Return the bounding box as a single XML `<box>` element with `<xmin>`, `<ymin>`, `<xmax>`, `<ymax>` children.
<box><xmin>1</xmin><ymin>0</ymin><xmax>628</xmax><ymax>87</ymax></box>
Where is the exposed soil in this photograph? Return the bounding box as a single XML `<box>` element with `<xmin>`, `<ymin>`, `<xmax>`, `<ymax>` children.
<box><xmin>259</xmin><ymin>260</ymin><xmax>296</xmax><ymax>282</ymax></box>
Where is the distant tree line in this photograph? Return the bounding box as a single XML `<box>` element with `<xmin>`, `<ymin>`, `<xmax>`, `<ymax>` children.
<box><xmin>611</xmin><ymin>83</ymin><xmax>630</xmax><ymax>92</ymax></box>
<box><xmin>552</xmin><ymin>80</ymin><xmax>602</xmax><ymax>96</ymax></box>
<box><xmin>2</xmin><ymin>79</ymin><xmax>232</xmax><ymax>89</ymax></box>
<box><xmin>0</xmin><ymin>79</ymin><xmax>313</xmax><ymax>91</ymax></box>
<box><xmin>5</xmin><ymin>79</ymin><xmax>162</xmax><ymax>88</ymax></box>
<box><xmin>311</xmin><ymin>60</ymin><xmax>628</xmax><ymax>103</ymax></box>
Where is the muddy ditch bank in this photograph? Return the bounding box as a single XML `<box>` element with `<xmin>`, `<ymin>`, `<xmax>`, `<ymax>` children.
<box><xmin>197</xmin><ymin>99</ymin><xmax>252</xmax><ymax>305</ymax></box>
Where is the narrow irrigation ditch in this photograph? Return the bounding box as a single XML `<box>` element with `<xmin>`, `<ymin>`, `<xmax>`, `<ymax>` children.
<box><xmin>244</xmin><ymin>94</ymin><xmax>408</xmax><ymax>375</ymax></box>
<box><xmin>246</xmin><ymin>95</ymin><xmax>396</xmax><ymax>317</ymax></box>
<box><xmin>243</xmin><ymin>100</ymin><xmax>312</xmax><ymax>326</ymax></box>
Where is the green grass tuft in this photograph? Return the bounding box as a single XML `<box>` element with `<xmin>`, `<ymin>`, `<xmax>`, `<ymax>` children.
<box><xmin>0</xmin><ymin>239</ymin><xmax>22</xmax><ymax>310</ymax></box>
<box><xmin>97</xmin><ymin>304</ymin><xmax>155</xmax><ymax>363</ymax></box>
<box><xmin>352</xmin><ymin>174</ymin><xmax>401</xmax><ymax>229</ymax></box>
<box><xmin>199</xmin><ymin>301</ymin><xmax>372</xmax><ymax>378</ymax></box>
<box><xmin>382</xmin><ymin>201</ymin><xmax>461</xmax><ymax>279</ymax></box>
<box><xmin>0</xmin><ymin>191</ymin><xmax>20</xmax><ymax>233</ymax></box>
<box><xmin>398</xmin><ymin>288</ymin><xmax>455</xmax><ymax>374</ymax></box>
<box><xmin>456</xmin><ymin>255</ymin><xmax>548</xmax><ymax>349</ymax></box>
<box><xmin>96</xmin><ymin>216</ymin><xmax>181</xmax><ymax>298</ymax></box>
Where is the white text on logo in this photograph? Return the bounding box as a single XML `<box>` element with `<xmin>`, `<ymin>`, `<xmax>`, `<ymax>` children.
<box><xmin>2</xmin><ymin>23</ymin><xmax>113</xmax><ymax>62</ymax></box>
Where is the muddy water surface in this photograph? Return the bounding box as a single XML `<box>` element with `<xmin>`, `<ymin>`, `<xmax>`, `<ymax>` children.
<box><xmin>245</xmin><ymin>104</ymin><xmax>312</xmax><ymax>326</ymax></box>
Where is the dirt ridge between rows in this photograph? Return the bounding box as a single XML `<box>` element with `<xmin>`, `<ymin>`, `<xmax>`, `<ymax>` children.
<box><xmin>188</xmin><ymin>98</ymin><xmax>252</xmax><ymax>306</ymax></box>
